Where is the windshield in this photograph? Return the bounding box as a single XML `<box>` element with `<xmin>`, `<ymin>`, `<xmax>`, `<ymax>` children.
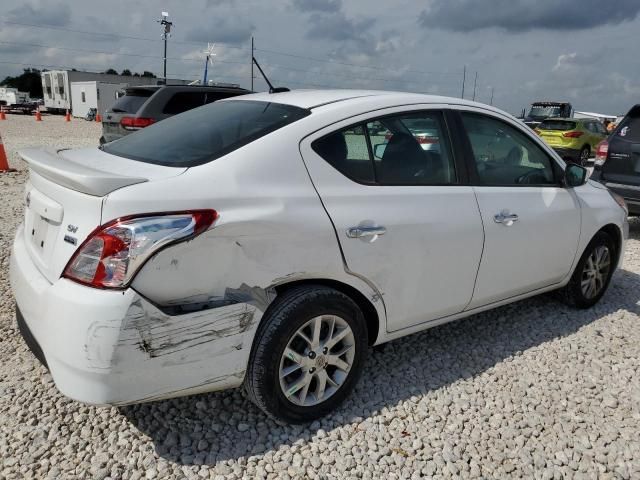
<box><xmin>102</xmin><ymin>100</ymin><xmax>310</xmax><ymax>167</ymax></box>
<box><xmin>528</xmin><ymin>106</ymin><xmax>561</xmax><ymax>118</ymax></box>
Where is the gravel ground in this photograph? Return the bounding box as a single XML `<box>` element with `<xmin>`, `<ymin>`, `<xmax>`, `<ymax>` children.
<box><xmin>1</xmin><ymin>114</ymin><xmax>640</xmax><ymax>479</ymax></box>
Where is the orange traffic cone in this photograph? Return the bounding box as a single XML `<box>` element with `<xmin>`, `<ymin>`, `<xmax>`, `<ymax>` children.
<box><xmin>35</xmin><ymin>110</ymin><xmax>42</xmax><ymax>121</ymax></box>
<box><xmin>0</xmin><ymin>132</ymin><xmax>16</xmax><ymax>173</ymax></box>
<box><xmin>95</xmin><ymin>113</ymin><xmax>102</xmax><ymax>122</ymax></box>
<box><xmin>0</xmin><ymin>109</ymin><xmax>6</xmax><ymax>120</ymax></box>
<box><xmin>65</xmin><ymin>109</ymin><xmax>71</xmax><ymax>122</ymax></box>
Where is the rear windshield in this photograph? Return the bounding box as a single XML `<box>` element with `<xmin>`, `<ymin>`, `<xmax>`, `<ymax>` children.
<box><xmin>538</xmin><ymin>120</ymin><xmax>576</xmax><ymax>131</ymax></box>
<box><xmin>616</xmin><ymin>106</ymin><xmax>640</xmax><ymax>141</ymax></box>
<box><xmin>109</xmin><ymin>89</ymin><xmax>155</xmax><ymax>113</ymax></box>
<box><xmin>102</xmin><ymin>100</ymin><xmax>310</xmax><ymax>167</ymax></box>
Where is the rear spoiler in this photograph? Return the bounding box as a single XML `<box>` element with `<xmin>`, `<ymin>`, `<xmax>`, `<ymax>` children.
<box><xmin>19</xmin><ymin>148</ymin><xmax>147</xmax><ymax>196</ymax></box>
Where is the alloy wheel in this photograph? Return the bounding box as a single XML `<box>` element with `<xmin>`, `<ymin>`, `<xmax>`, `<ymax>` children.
<box><xmin>581</xmin><ymin>245</ymin><xmax>611</xmax><ymax>299</ymax></box>
<box><xmin>279</xmin><ymin>315</ymin><xmax>356</xmax><ymax>406</ymax></box>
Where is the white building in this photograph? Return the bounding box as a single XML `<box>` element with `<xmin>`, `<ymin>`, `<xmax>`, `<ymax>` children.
<box><xmin>41</xmin><ymin>70</ymin><xmax>190</xmax><ymax>113</ymax></box>
<box><xmin>0</xmin><ymin>87</ymin><xmax>30</xmax><ymax>106</ymax></box>
<box><xmin>70</xmin><ymin>81</ymin><xmax>128</xmax><ymax>118</ymax></box>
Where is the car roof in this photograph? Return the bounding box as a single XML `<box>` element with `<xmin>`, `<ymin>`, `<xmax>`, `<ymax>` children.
<box><xmin>124</xmin><ymin>85</ymin><xmax>250</xmax><ymax>94</ymax></box>
<box><xmin>228</xmin><ymin>89</ymin><xmax>499</xmax><ymax>112</ymax></box>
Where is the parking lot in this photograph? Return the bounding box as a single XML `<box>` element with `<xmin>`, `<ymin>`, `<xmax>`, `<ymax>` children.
<box><xmin>1</xmin><ymin>114</ymin><xmax>639</xmax><ymax>479</ymax></box>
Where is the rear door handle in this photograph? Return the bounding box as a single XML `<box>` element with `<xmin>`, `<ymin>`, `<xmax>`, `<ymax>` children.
<box><xmin>494</xmin><ymin>210</ymin><xmax>519</xmax><ymax>226</ymax></box>
<box><xmin>346</xmin><ymin>226</ymin><xmax>387</xmax><ymax>238</ymax></box>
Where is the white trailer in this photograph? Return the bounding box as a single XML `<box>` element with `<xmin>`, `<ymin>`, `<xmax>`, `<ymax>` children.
<box><xmin>41</xmin><ymin>70</ymin><xmax>174</xmax><ymax>114</ymax></box>
<box><xmin>70</xmin><ymin>81</ymin><xmax>128</xmax><ymax>118</ymax></box>
<box><xmin>0</xmin><ymin>87</ymin><xmax>30</xmax><ymax>106</ymax></box>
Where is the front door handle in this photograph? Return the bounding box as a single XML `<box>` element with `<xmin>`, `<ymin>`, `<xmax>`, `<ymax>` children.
<box><xmin>494</xmin><ymin>210</ymin><xmax>519</xmax><ymax>226</ymax></box>
<box><xmin>346</xmin><ymin>226</ymin><xmax>387</xmax><ymax>238</ymax></box>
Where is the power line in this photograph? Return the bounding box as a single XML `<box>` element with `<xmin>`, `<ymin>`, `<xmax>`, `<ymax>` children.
<box><xmin>1</xmin><ymin>20</ymin><xmax>247</xmax><ymax>50</ymax></box>
<box><xmin>2</xmin><ymin>20</ymin><xmax>463</xmax><ymax>80</ymax></box>
<box><xmin>0</xmin><ymin>40</ymin><xmax>247</xmax><ymax>66</ymax></box>
<box><xmin>255</xmin><ymin>48</ymin><xmax>462</xmax><ymax>77</ymax></box>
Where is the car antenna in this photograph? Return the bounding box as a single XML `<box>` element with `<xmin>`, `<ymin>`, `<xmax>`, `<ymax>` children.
<box><xmin>252</xmin><ymin>56</ymin><xmax>290</xmax><ymax>93</ymax></box>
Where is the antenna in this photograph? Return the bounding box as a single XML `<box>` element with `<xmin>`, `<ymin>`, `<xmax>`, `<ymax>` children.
<box><xmin>203</xmin><ymin>43</ymin><xmax>216</xmax><ymax>84</ymax></box>
<box><xmin>157</xmin><ymin>12</ymin><xmax>173</xmax><ymax>84</ymax></box>
<box><xmin>252</xmin><ymin>56</ymin><xmax>289</xmax><ymax>93</ymax></box>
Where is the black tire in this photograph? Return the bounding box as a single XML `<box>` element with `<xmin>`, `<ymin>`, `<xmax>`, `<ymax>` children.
<box><xmin>579</xmin><ymin>146</ymin><xmax>590</xmax><ymax>166</ymax></box>
<box><xmin>560</xmin><ymin>231</ymin><xmax>616</xmax><ymax>308</ymax></box>
<box><xmin>245</xmin><ymin>285</ymin><xmax>368</xmax><ymax>424</ymax></box>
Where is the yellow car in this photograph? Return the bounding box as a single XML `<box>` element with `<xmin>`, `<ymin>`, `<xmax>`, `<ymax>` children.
<box><xmin>535</xmin><ymin>118</ymin><xmax>608</xmax><ymax>165</ymax></box>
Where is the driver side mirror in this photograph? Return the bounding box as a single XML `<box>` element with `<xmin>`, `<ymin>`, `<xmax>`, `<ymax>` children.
<box><xmin>564</xmin><ymin>163</ymin><xmax>588</xmax><ymax>187</ymax></box>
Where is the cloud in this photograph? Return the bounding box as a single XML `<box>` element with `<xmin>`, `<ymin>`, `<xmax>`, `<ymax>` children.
<box><xmin>552</xmin><ymin>52</ymin><xmax>596</xmax><ymax>72</ymax></box>
<box><xmin>7</xmin><ymin>1</ymin><xmax>71</xmax><ymax>27</ymax></box>
<box><xmin>185</xmin><ymin>17</ymin><xmax>254</xmax><ymax>44</ymax></box>
<box><xmin>306</xmin><ymin>11</ymin><xmax>375</xmax><ymax>42</ymax></box>
<box><xmin>291</xmin><ymin>0</ymin><xmax>341</xmax><ymax>13</ymax></box>
<box><xmin>419</xmin><ymin>0</ymin><xmax>640</xmax><ymax>32</ymax></box>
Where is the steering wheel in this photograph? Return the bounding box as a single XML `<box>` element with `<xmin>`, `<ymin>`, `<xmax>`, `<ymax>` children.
<box><xmin>516</xmin><ymin>169</ymin><xmax>547</xmax><ymax>185</ymax></box>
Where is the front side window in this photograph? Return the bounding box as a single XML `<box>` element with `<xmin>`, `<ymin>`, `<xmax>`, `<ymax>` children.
<box><xmin>461</xmin><ymin>113</ymin><xmax>558</xmax><ymax>186</ymax></box>
<box><xmin>312</xmin><ymin>110</ymin><xmax>456</xmax><ymax>186</ymax></box>
<box><xmin>103</xmin><ymin>100</ymin><xmax>310</xmax><ymax>167</ymax></box>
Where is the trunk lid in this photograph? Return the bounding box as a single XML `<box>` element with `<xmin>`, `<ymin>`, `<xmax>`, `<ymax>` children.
<box><xmin>19</xmin><ymin>147</ymin><xmax>186</xmax><ymax>283</ymax></box>
<box><xmin>537</xmin><ymin>120</ymin><xmax>578</xmax><ymax>147</ymax></box>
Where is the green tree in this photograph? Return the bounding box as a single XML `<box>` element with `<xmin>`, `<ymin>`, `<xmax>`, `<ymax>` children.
<box><xmin>1</xmin><ymin>68</ymin><xmax>43</xmax><ymax>98</ymax></box>
<box><xmin>103</xmin><ymin>68</ymin><xmax>118</xmax><ymax>75</ymax></box>
<box><xmin>121</xmin><ymin>69</ymin><xmax>132</xmax><ymax>76</ymax></box>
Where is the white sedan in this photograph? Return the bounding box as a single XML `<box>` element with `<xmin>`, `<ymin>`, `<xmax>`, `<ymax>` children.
<box><xmin>10</xmin><ymin>90</ymin><xmax>628</xmax><ymax>423</ymax></box>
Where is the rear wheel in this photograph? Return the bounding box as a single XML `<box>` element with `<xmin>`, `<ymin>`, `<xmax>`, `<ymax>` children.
<box><xmin>579</xmin><ymin>146</ymin><xmax>590</xmax><ymax>166</ymax></box>
<box><xmin>560</xmin><ymin>232</ymin><xmax>615</xmax><ymax>308</ymax></box>
<box><xmin>245</xmin><ymin>285</ymin><xmax>368</xmax><ymax>423</ymax></box>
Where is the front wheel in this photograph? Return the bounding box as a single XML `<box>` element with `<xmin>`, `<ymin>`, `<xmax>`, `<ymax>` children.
<box><xmin>245</xmin><ymin>285</ymin><xmax>368</xmax><ymax>423</ymax></box>
<box><xmin>560</xmin><ymin>232</ymin><xmax>615</xmax><ymax>308</ymax></box>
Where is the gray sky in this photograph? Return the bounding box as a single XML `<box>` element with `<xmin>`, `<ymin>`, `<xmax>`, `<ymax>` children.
<box><xmin>1</xmin><ymin>0</ymin><xmax>639</xmax><ymax>115</ymax></box>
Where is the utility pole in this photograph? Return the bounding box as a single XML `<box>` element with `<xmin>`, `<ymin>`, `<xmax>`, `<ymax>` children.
<box><xmin>461</xmin><ymin>65</ymin><xmax>466</xmax><ymax>99</ymax></box>
<box><xmin>490</xmin><ymin>87</ymin><xmax>494</xmax><ymax>105</ymax></box>
<box><xmin>251</xmin><ymin>37</ymin><xmax>255</xmax><ymax>91</ymax></box>
<box><xmin>472</xmin><ymin>72</ymin><xmax>478</xmax><ymax>101</ymax></box>
<box><xmin>158</xmin><ymin>12</ymin><xmax>172</xmax><ymax>85</ymax></box>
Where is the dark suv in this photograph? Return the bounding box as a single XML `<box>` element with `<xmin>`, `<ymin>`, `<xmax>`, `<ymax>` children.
<box><xmin>100</xmin><ymin>84</ymin><xmax>250</xmax><ymax>144</ymax></box>
<box><xmin>593</xmin><ymin>104</ymin><xmax>640</xmax><ymax>215</ymax></box>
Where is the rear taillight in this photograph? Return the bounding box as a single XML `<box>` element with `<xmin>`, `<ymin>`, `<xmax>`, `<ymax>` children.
<box><xmin>120</xmin><ymin>117</ymin><xmax>156</xmax><ymax>130</ymax></box>
<box><xmin>416</xmin><ymin>136</ymin><xmax>439</xmax><ymax>145</ymax></box>
<box><xmin>563</xmin><ymin>131</ymin><xmax>584</xmax><ymax>138</ymax></box>
<box><xmin>63</xmin><ymin>210</ymin><xmax>217</xmax><ymax>289</ymax></box>
<box><xmin>595</xmin><ymin>140</ymin><xmax>609</xmax><ymax>166</ymax></box>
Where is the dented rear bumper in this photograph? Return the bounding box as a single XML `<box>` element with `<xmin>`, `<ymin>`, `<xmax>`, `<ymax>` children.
<box><xmin>10</xmin><ymin>224</ymin><xmax>255</xmax><ymax>405</ymax></box>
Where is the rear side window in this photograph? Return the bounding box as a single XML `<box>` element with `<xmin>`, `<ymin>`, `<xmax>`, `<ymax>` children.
<box><xmin>163</xmin><ymin>92</ymin><xmax>207</xmax><ymax>114</ymax></box>
<box><xmin>538</xmin><ymin>120</ymin><xmax>576</xmax><ymax>131</ymax></box>
<box><xmin>312</xmin><ymin>110</ymin><xmax>455</xmax><ymax>185</ymax></box>
<box><xmin>102</xmin><ymin>100</ymin><xmax>310</xmax><ymax>167</ymax></box>
<box><xmin>312</xmin><ymin>126</ymin><xmax>375</xmax><ymax>183</ymax></box>
<box><xmin>110</xmin><ymin>89</ymin><xmax>154</xmax><ymax>113</ymax></box>
<box><xmin>616</xmin><ymin>107</ymin><xmax>640</xmax><ymax>141</ymax></box>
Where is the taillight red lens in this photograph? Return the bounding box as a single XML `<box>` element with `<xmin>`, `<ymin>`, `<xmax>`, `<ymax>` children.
<box><xmin>63</xmin><ymin>210</ymin><xmax>217</xmax><ymax>289</ymax></box>
<box><xmin>595</xmin><ymin>140</ymin><xmax>609</xmax><ymax>166</ymax></box>
<box><xmin>416</xmin><ymin>136</ymin><xmax>439</xmax><ymax>144</ymax></box>
<box><xmin>120</xmin><ymin>117</ymin><xmax>156</xmax><ymax>130</ymax></box>
<box><xmin>563</xmin><ymin>131</ymin><xmax>584</xmax><ymax>138</ymax></box>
